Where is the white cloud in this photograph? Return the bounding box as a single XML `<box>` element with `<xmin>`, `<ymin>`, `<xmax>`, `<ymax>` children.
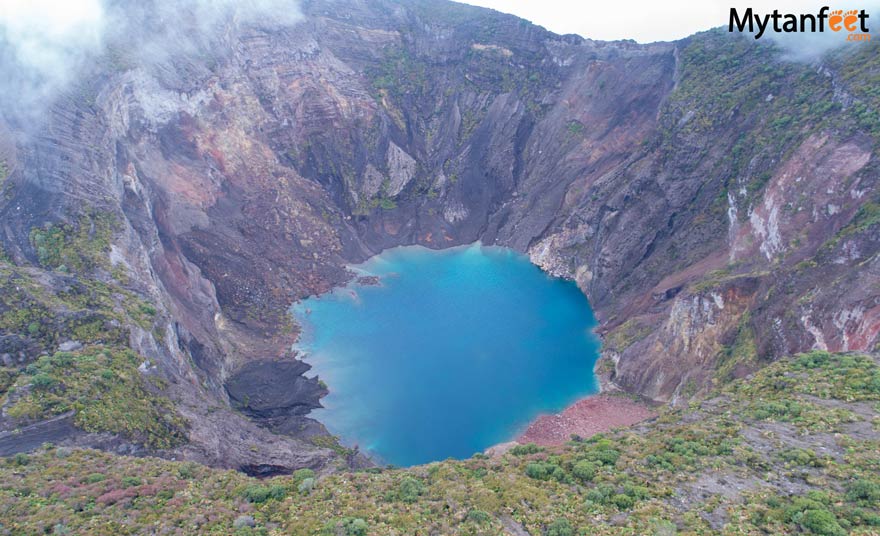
<box><xmin>0</xmin><ymin>0</ymin><xmax>302</xmax><ymax>123</ymax></box>
<box><xmin>0</xmin><ymin>0</ymin><xmax>104</xmax><ymax>38</ymax></box>
<box><xmin>0</xmin><ymin>0</ymin><xmax>106</xmax><ymax>111</ymax></box>
<box><xmin>460</xmin><ymin>0</ymin><xmax>880</xmax><ymax>43</ymax></box>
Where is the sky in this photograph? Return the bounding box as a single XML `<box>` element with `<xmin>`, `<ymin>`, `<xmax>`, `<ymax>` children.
<box><xmin>461</xmin><ymin>0</ymin><xmax>879</xmax><ymax>42</ymax></box>
<box><xmin>2</xmin><ymin>0</ymin><xmax>880</xmax><ymax>45</ymax></box>
<box><xmin>1</xmin><ymin>0</ymin><xmax>878</xmax><ymax>122</ymax></box>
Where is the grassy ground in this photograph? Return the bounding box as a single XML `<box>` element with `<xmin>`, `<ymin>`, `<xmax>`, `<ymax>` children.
<box><xmin>4</xmin><ymin>347</ymin><xmax>186</xmax><ymax>449</ymax></box>
<box><xmin>1</xmin><ymin>350</ymin><xmax>877</xmax><ymax>535</ymax></box>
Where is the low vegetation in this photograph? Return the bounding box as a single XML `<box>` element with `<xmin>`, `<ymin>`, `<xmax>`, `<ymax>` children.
<box><xmin>5</xmin><ymin>347</ymin><xmax>187</xmax><ymax>449</ymax></box>
<box><xmin>29</xmin><ymin>210</ymin><xmax>117</xmax><ymax>273</ymax></box>
<box><xmin>1</xmin><ymin>212</ymin><xmax>186</xmax><ymax>450</ymax></box>
<box><xmin>0</xmin><ymin>350</ymin><xmax>876</xmax><ymax>534</ymax></box>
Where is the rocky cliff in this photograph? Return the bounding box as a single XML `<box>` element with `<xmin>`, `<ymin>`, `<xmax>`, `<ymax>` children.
<box><xmin>0</xmin><ymin>0</ymin><xmax>878</xmax><ymax>470</ymax></box>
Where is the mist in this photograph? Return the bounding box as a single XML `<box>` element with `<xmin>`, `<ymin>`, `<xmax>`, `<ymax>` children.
<box><xmin>3</xmin><ymin>0</ymin><xmax>879</xmax><ymax>126</ymax></box>
<box><xmin>0</xmin><ymin>0</ymin><xmax>105</xmax><ymax>123</ymax></box>
<box><xmin>729</xmin><ymin>1</ymin><xmax>880</xmax><ymax>62</ymax></box>
<box><xmin>769</xmin><ymin>5</ymin><xmax>880</xmax><ymax>62</ymax></box>
<box><xmin>0</xmin><ymin>0</ymin><xmax>302</xmax><ymax>125</ymax></box>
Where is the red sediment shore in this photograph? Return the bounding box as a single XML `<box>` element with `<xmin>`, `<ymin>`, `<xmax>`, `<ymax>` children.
<box><xmin>517</xmin><ymin>395</ymin><xmax>656</xmax><ymax>446</ymax></box>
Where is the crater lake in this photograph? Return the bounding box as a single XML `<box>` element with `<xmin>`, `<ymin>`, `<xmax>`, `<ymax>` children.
<box><xmin>292</xmin><ymin>244</ymin><xmax>601</xmax><ymax>466</ymax></box>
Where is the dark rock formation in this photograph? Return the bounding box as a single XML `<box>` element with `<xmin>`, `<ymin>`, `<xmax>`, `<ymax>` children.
<box><xmin>226</xmin><ymin>359</ymin><xmax>326</xmax><ymax>419</ymax></box>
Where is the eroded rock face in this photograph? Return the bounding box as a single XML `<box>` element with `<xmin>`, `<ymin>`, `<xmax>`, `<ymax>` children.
<box><xmin>0</xmin><ymin>0</ymin><xmax>877</xmax><ymax>467</ymax></box>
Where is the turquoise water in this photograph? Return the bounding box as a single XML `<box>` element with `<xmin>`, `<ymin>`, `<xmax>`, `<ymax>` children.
<box><xmin>292</xmin><ymin>244</ymin><xmax>601</xmax><ymax>466</ymax></box>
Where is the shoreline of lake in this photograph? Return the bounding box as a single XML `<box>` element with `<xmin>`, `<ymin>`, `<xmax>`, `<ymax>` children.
<box><xmin>516</xmin><ymin>394</ymin><xmax>657</xmax><ymax>446</ymax></box>
<box><xmin>291</xmin><ymin>243</ymin><xmax>602</xmax><ymax>466</ymax></box>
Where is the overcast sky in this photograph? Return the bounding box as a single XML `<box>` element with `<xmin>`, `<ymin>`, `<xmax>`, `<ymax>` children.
<box><xmin>460</xmin><ymin>0</ymin><xmax>878</xmax><ymax>42</ymax></box>
<box><xmin>3</xmin><ymin>0</ymin><xmax>880</xmax><ymax>44</ymax></box>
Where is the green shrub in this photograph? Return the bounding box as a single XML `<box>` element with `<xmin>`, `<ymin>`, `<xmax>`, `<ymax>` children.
<box><xmin>585</xmin><ymin>484</ymin><xmax>615</xmax><ymax>505</ymax></box>
<box><xmin>466</xmin><ymin>509</ymin><xmax>491</xmax><ymax>524</ymax></box>
<box><xmin>298</xmin><ymin>477</ymin><xmax>315</xmax><ymax>495</ymax></box>
<box><xmin>84</xmin><ymin>473</ymin><xmax>105</xmax><ymax>483</ymax></box>
<box><xmin>869</xmin><ymin>372</ymin><xmax>880</xmax><ymax>394</ymax></box>
<box><xmin>31</xmin><ymin>373</ymin><xmax>57</xmax><ymax>390</ymax></box>
<box><xmin>650</xmin><ymin>519</ymin><xmax>678</xmax><ymax>535</ymax></box>
<box><xmin>751</xmin><ymin>399</ymin><xmax>803</xmax><ymax>421</ymax></box>
<box><xmin>844</xmin><ymin>508</ymin><xmax>880</xmax><ymax>527</ymax></box>
<box><xmin>122</xmin><ymin>476</ymin><xmax>142</xmax><ymax>487</ymax></box>
<box><xmin>398</xmin><ymin>476</ymin><xmax>425</xmax><ymax>503</ymax></box>
<box><xmin>572</xmin><ymin>460</ymin><xmax>596</xmax><ymax>482</ymax></box>
<box><xmin>796</xmin><ymin>509</ymin><xmax>846</xmax><ymax>536</ymax></box>
<box><xmin>796</xmin><ymin>350</ymin><xmax>832</xmax><ymax>369</ymax></box>
<box><xmin>846</xmin><ymin>479</ymin><xmax>880</xmax><ymax>505</ymax></box>
<box><xmin>545</xmin><ymin>517</ymin><xmax>574</xmax><ymax>536</ymax></box>
<box><xmin>805</xmin><ymin>490</ymin><xmax>832</xmax><ymax>504</ymax></box>
<box><xmin>244</xmin><ymin>484</ymin><xmax>286</xmax><ymax>503</ymax></box>
<box><xmin>623</xmin><ymin>483</ymin><xmax>652</xmax><ymax>501</ymax></box>
<box><xmin>12</xmin><ymin>453</ymin><xmax>29</xmax><ymax>466</ymax></box>
<box><xmin>510</xmin><ymin>443</ymin><xmax>542</xmax><ymax>456</ymax></box>
<box><xmin>612</xmin><ymin>493</ymin><xmax>635</xmax><ymax>509</ymax></box>
<box><xmin>293</xmin><ymin>468</ymin><xmax>315</xmax><ymax>481</ymax></box>
<box><xmin>785</xmin><ymin>497</ymin><xmax>825</xmax><ymax>519</ymax></box>
<box><xmin>779</xmin><ymin>447</ymin><xmax>824</xmax><ymax>467</ymax></box>
<box><xmin>177</xmin><ymin>462</ymin><xmax>197</xmax><ymax>479</ymax></box>
<box><xmin>328</xmin><ymin>518</ymin><xmax>368</xmax><ymax>536</ymax></box>
<box><xmin>524</xmin><ymin>461</ymin><xmax>568</xmax><ymax>482</ymax></box>
<box><xmin>244</xmin><ymin>485</ymin><xmax>270</xmax><ymax>503</ymax></box>
<box><xmin>580</xmin><ymin>445</ymin><xmax>620</xmax><ymax>467</ymax></box>
<box><xmin>525</xmin><ymin>462</ymin><xmax>548</xmax><ymax>479</ymax></box>
<box><xmin>645</xmin><ymin>453</ymin><xmax>675</xmax><ymax>471</ymax></box>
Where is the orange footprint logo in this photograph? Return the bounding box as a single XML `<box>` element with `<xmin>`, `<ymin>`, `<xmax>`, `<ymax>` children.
<box><xmin>843</xmin><ymin>9</ymin><xmax>860</xmax><ymax>31</ymax></box>
<box><xmin>829</xmin><ymin>9</ymin><xmax>845</xmax><ymax>31</ymax></box>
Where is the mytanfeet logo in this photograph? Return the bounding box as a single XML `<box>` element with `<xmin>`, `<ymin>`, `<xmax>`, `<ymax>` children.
<box><xmin>730</xmin><ymin>7</ymin><xmax>870</xmax><ymax>41</ymax></box>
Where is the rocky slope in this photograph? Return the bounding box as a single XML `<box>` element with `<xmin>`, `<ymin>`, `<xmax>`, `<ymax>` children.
<box><xmin>0</xmin><ymin>0</ymin><xmax>878</xmax><ymax>471</ymax></box>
